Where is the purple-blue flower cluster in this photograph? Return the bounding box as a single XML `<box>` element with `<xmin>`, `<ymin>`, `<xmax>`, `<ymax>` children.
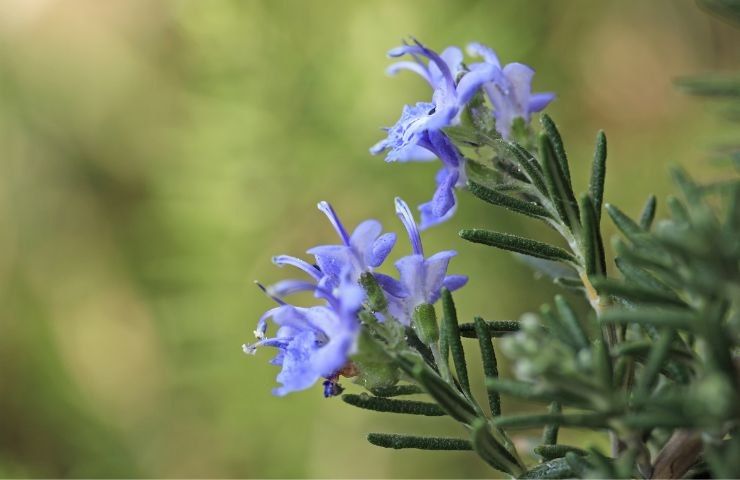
<box><xmin>371</xmin><ymin>40</ymin><xmax>554</xmax><ymax>229</ymax></box>
<box><xmin>245</xmin><ymin>199</ymin><xmax>466</xmax><ymax>397</ymax></box>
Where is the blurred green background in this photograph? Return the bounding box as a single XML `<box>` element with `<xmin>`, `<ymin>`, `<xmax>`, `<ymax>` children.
<box><xmin>0</xmin><ymin>0</ymin><xmax>738</xmax><ymax>477</ymax></box>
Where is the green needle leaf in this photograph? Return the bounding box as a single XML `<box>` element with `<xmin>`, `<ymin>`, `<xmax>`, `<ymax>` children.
<box><xmin>405</xmin><ymin>360</ymin><xmax>478</xmax><ymax>424</ymax></box>
<box><xmin>458</xmin><ymin>320</ymin><xmax>520</xmax><ymax>338</ymax></box>
<box><xmin>605</xmin><ymin>203</ymin><xmax>643</xmax><ymax>239</ymax></box>
<box><xmin>538</xmin><ymin>132</ymin><xmax>580</xmax><ymax>230</ymax></box>
<box><xmin>590</xmin><ymin>277</ymin><xmax>686</xmax><ymax>307</ymax></box>
<box><xmin>493</xmin><ymin>412</ymin><xmax>610</xmax><ymax>429</ymax></box>
<box><xmin>541</xmin><ymin>114</ymin><xmax>573</xmax><ymax>184</ymax></box>
<box><xmin>639</xmin><ymin>194</ymin><xmax>657</xmax><ymax>230</ymax></box>
<box><xmin>535</xmin><ymin>444</ymin><xmax>588</xmax><ymax>461</ymax></box>
<box><xmin>441</xmin><ymin>289</ymin><xmax>470</xmax><ymax>396</ymax></box>
<box><xmin>367</xmin><ymin>433</ymin><xmax>472</xmax><ymax>450</ymax></box>
<box><xmin>499</xmin><ymin>140</ymin><xmax>549</xmax><ymax>196</ymax></box>
<box><xmin>579</xmin><ymin>193</ymin><xmax>607</xmax><ymax>275</ymax></box>
<box><xmin>370</xmin><ymin>384</ymin><xmax>424</xmax><ymax>397</ymax></box>
<box><xmin>554</xmin><ymin>295</ymin><xmax>589</xmax><ymax>350</ymax></box>
<box><xmin>635</xmin><ymin>329</ymin><xmax>677</xmax><ymax>400</ymax></box>
<box><xmin>542</xmin><ymin>402</ymin><xmax>562</xmax><ymax>446</ymax></box>
<box><xmin>474</xmin><ymin>317</ymin><xmax>501</xmax><ymax>416</ymax></box>
<box><xmin>341</xmin><ymin>394</ymin><xmax>446</xmax><ymax>416</ymax></box>
<box><xmin>589</xmin><ymin>130</ymin><xmax>607</xmax><ymax>222</ymax></box>
<box><xmin>460</xmin><ymin>229</ymin><xmax>576</xmax><ymax>264</ymax></box>
<box><xmin>599</xmin><ymin>308</ymin><xmax>696</xmax><ymax>330</ymax></box>
<box><xmin>468</xmin><ymin>180</ymin><xmax>551</xmax><ymax>220</ymax></box>
<box><xmin>470</xmin><ymin>418</ymin><xmax>524</xmax><ymax>476</ymax></box>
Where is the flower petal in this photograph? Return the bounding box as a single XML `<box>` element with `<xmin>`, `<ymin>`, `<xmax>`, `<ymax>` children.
<box><xmin>528</xmin><ymin>92</ymin><xmax>556</xmax><ymax>113</ymax></box>
<box><xmin>443</xmin><ymin>274</ymin><xmax>468</xmax><ymax>292</ymax></box>
<box><xmin>367</xmin><ymin>232</ymin><xmax>397</xmax><ymax>267</ymax></box>
<box><xmin>350</xmin><ymin>219</ymin><xmax>382</xmax><ymax>257</ymax></box>
<box><xmin>373</xmin><ymin>272</ymin><xmax>408</xmax><ymax>298</ymax></box>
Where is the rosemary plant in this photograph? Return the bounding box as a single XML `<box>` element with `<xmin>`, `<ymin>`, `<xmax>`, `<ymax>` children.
<box><xmin>245</xmin><ymin>3</ymin><xmax>739</xmax><ymax>478</ymax></box>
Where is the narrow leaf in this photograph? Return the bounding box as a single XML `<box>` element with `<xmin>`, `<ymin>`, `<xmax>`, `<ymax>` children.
<box><xmin>486</xmin><ymin>378</ymin><xmax>554</xmax><ymax>402</ymax></box>
<box><xmin>541</xmin><ymin>114</ymin><xmax>572</xmax><ymax>183</ymax></box>
<box><xmin>474</xmin><ymin>317</ymin><xmax>501</xmax><ymax>416</ymax></box>
<box><xmin>468</xmin><ymin>180</ymin><xmax>551</xmax><ymax>219</ymax></box>
<box><xmin>367</xmin><ymin>433</ymin><xmax>472</xmax><ymax>450</ymax></box>
<box><xmin>538</xmin><ymin>132</ymin><xmax>580</xmax><ymax>230</ymax></box>
<box><xmin>542</xmin><ymin>402</ymin><xmax>562</xmax><ymax>445</ymax></box>
<box><xmin>589</xmin><ymin>130</ymin><xmax>607</xmax><ymax>221</ymax></box>
<box><xmin>441</xmin><ymin>289</ymin><xmax>470</xmax><ymax>396</ymax></box>
<box><xmin>470</xmin><ymin>418</ymin><xmax>524</xmax><ymax>476</ymax></box>
<box><xmin>535</xmin><ymin>444</ymin><xmax>588</xmax><ymax>461</ymax></box>
<box><xmin>554</xmin><ymin>295</ymin><xmax>589</xmax><ymax>350</ymax></box>
<box><xmin>460</xmin><ymin>229</ymin><xmax>576</xmax><ymax>264</ymax></box>
<box><xmin>635</xmin><ymin>329</ymin><xmax>677</xmax><ymax>400</ymax></box>
<box><xmin>459</xmin><ymin>320</ymin><xmax>520</xmax><ymax>338</ymax></box>
<box><xmin>407</xmin><ymin>361</ymin><xmax>478</xmax><ymax>424</ymax></box>
<box><xmin>590</xmin><ymin>277</ymin><xmax>686</xmax><ymax>307</ymax></box>
<box><xmin>599</xmin><ymin>308</ymin><xmax>696</xmax><ymax>331</ymax></box>
<box><xmin>639</xmin><ymin>194</ymin><xmax>657</xmax><ymax>230</ymax></box>
<box><xmin>614</xmin><ymin>257</ymin><xmax>674</xmax><ymax>295</ymax></box>
<box><xmin>605</xmin><ymin>204</ymin><xmax>643</xmax><ymax>239</ymax></box>
<box><xmin>499</xmin><ymin>140</ymin><xmax>549</xmax><ymax>196</ymax></box>
<box><xmin>494</xmin><ymin>412</ymin><xmax>610</xmax><ymax>429</ymax></box>
<box><xmin>342</xmin><ymin>394</ymin><xmax>445</xmax><ymax>416</ymax></box>
<box><xmin>579</xmin><ymin>193</ymin><xmax>607</xmax><ymax>275</ymax></box>
<box><xmin>370</xmin><ymin>384</ymin><xmax>424</xmax><ymax>397</ymax></box>
<box><xmin>667</xmin><ymin>195</ymin><xmax>690</xmax><ymax>223</ymax></box>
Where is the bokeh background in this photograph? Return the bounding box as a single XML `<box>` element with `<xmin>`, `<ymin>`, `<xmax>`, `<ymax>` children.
<box><xmin>0</xmin><ymin>0</ymin><xmax>738</xmax><ymax>477</ymax></box>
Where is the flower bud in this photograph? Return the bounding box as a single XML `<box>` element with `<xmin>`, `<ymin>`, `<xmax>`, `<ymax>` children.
<box><xmin>412</xmin><ymin>303</ymin><xmax>439</xmax><ymax>345</ymax></box>
<box><xmin>359</xmin><ymin>272</ymin><xmax>388</xmax><ymax>313</ymax></box>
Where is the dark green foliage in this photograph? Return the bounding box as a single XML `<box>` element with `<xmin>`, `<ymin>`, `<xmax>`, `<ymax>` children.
<box><xmin>405</xmin><ymin>361</ymin><xmax>478</xmax><ymax>424</ymax></box>
<box><xmin>639</xmin><ymin>194</ymin><xmax>657</xmax><ymax>230</ymax></box>
<box><xmin>441</xmin><ymin>289</ymin><xmax>470</xmax><ymax>396</ymax></box>
<box><xmin>589</xmin><ymin>130</ymin><xmax>607</xmax><ymax>221</ymax></box>
<box><xmin>590</xmin><ymin>276</ymin><xmax>686</xmax><ymax>307</ymax></box>
<box><xmin>473</xmin><ymin>317</ymin><xmax>501</xmax><ymax>416</ymax></box>
<box><xmin>540</xmin><ymin>114</ymin><xmax>572</xmax><ymax>184</ymax></box>
<box><xmin>579</xmin><ymin>193</ymin><xmax>606</xmax><ymax>275</ymax></box>
<box><xmin>468</xmin><ymin>180</ymin><xmax>551</xmax><ymax>220</ymax></box>
<box><xmin>367</xmin><ymin>433</ymin><xmax>472</xmax><ymax>450</ymax></box>
<box><xmin>460</xmin><ymin>229</ymin><xmax>576</xmax><ymax>263</ymax></box>
<box><xmin>470</xmin><ymin>419</ymin><xmax>524</xmax><ymax>476</ymax></box>
<box><xmin>349</xmin><ymin>107</ymin><xmax>740</xmax><ymax>478</ymax></box>
<box><xmin>341</xmin><ymin>394</ymin><xmax>446</xmax><ymax>416</ymax></box>
<box><xmin>538</xmin><ymin>132</ymin><xmax>580</xmax><ymax>229</ymax></box>
<box><xmin>369</xmin><ymin>384</ymin><xmax>424</xmax><ymax>397</ymax></box>
<box><xmin>541</xmin><ymin>402</ymin><xmax>562</xmax><ymax>446</ymax></box>
<box><xmin>458</xmin><ymin>320</ymin><xmax>520</xmax><ymax>338</ymax></box>
<box><xmin>534</xmin><ymin>444</ymin><xmax>588</xmax><ymax>461</ymax></box>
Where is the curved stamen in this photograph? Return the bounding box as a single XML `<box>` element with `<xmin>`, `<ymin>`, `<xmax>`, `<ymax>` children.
<box><xmin>255</xmin><ymin>281</ymin><xmax>286</xmax><ymax>306</ymax></box>
<box><xmin>267</xmin><ymin>279</ymin><xmax>319</xmax><ymax>299</ymax></box>
<box><xmin>317</xmin><ymin>201</ymin><xmax>351</xmax><ymax>246</ymax></box>
<box><xmin>395</xmin><ymin>197</ymin><xmax>424</xmax><ymax>256</ymax></box>
<box><xmin>272</xmin><ymin>255</ymin><xmax>323</xmax><ymax>281</ymax></box>
<box><xmin>254</xmin><ymin>306</ymin><xmax>280</xmax><ymax>340</ymax></box>
<box><xmin>388</xmin><ymin>42</ymin><xmax>456</xmax><ymax>94</ymax></box>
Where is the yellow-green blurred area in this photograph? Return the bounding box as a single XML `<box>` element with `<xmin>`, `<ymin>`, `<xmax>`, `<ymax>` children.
<box><xmin>0</xmin><ymin>0</ymin><xmax>738</xmax><ymax>477</ymax></box>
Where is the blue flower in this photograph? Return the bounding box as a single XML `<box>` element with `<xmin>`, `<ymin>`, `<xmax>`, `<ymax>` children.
<box><xmin>265</xmin><ymin>201</ymin><xmax>396</xmax><ymax>306</ymax></box>
<box><xmin>245</xmin><ymin>269</ymin><xmax>364</xmax><ymax>397</ymax></box>
<box><xmin>371</xmin><ymin>40</ymin><xmax>500</xmax><ymax>229</ymax></box>
<box><xmin>380</xmin><ymin>198</ymin><xmax>468</xmax><ymax>325</ymax></box>
<box><xmin>467</xmin><ymin>42</ymin><xmax>555</xmax><ymax>140</ymax></box>
<box><xmin>247</xmin><ymin>201</ymin><xmax>397</xmax><ymax>396</ymax></box>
